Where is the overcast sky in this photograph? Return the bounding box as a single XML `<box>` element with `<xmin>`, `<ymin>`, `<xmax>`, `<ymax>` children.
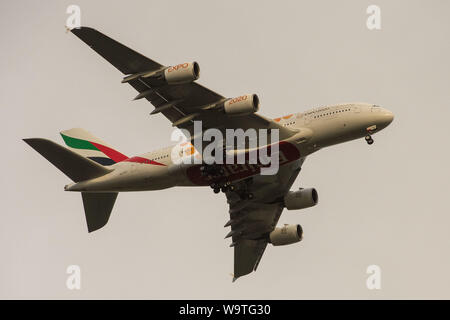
<box><xmin>1</xmin><ymin>0</ymin><xmax>450</xmax><ymax>299</ymax></box>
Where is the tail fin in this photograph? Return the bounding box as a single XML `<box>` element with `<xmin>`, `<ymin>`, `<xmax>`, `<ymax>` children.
<box><xmin>23</xmin><ymin>138</ymin><xmax>110</xmax><ymax>182</ymax></box>
<box><xmin>60</xmin><ymin>128</ymin><xmax>128</xmax><ymax>166</ymax></box>
<box><xmin>82</xmin><ymin>192</ymin><xmax>118</xmax><ymax>232</ymax></box>
<box><xmin>24</xmin><ymin>137</ymin><xmax>119</xmax><ymax>232</ymax></box>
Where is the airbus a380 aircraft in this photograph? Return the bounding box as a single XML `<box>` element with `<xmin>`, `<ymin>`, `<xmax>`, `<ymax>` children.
<box><xmin>24</xmin><ymin>27</ymin><xmax>394</xmax><ymax>281</ymax></box>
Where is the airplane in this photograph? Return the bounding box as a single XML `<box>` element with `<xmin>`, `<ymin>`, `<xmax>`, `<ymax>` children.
<box><xmin>23</xmin><ymin>27</ymin><xmax>394</xmax><ymax>281</ymax></box>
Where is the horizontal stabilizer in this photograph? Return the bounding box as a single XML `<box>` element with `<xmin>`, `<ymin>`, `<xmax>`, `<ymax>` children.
<box><xmin>23</xmin><ymin>138</ymin><xmax>110</xmax><ymax>182</ymax></box>
<box><xmin>82</xmin><ymin>192</ymin><xmax>118</xmax><ymax>232</ymax></box>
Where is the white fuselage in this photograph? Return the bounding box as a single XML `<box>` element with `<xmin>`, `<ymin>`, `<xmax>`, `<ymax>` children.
<box><xmin>66</xmin><ymin>103</ymin><xmax>394</xmax><ymax>192</ymax></box>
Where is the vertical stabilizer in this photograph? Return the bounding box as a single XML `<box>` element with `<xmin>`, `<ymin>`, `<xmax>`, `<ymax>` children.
<box><xmin>81</xmin><ymin>192</ymin><xmax>118</xmax><ymax>232</ymax></box>
<box><xmin>60</xmin><ymin>128</ymin><xmax>128</xmax><ymax>166</ymax></box>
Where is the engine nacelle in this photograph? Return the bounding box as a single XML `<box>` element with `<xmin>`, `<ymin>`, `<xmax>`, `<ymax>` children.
<box><xmin>224</xmin><ymin>94</ymin><xmax>260</xmax><ymax>115</ymax></box>
<box><xmin>269</xmin><ymin>224</ymin><xmax>303</xmax><ymax>246</ymax></box>
<box><xmin>163</xmin><ymin>62</ymin><xmax>200</xmax><ymax>84</ymax></box>
<box><xmin>284</xmin><ymin>188</ymin><xmax>318</xmax><ymax>210</ymax></box>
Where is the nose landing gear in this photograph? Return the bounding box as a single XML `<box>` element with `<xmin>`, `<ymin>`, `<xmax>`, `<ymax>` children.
<box><xmin>365</xmin><ymin>125</ymin><xmax>376</xmax><ymax>145</ymax></box>
<box><xmin>365</xmin><ymin>135</ymin><xmax>374</xmax><ymax>145</ymax></box>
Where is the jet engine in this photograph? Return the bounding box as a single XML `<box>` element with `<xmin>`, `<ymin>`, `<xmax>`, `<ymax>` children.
<box><xmin>284</xmin><ymin>188</ymin><xmax>318</xmax><ymax>210</ymax></box>
<box><xmin>223</xmin><ymin>94</ymin><xmax>260</xmax><ymax>115</ymax></box>
<box><xmin>163</xmin><ymin>62</ymin><xmax>200</xmax><ymax>84</ymax></box>
<box><xmin>122</xmin><ymin>62</ymin><xmax>200</xmax><ymax>86</ymax></box>
<box><xmin>269</xmin><ymin>224</ymin><xmax>303</xmax><ymax>246</ymax></box>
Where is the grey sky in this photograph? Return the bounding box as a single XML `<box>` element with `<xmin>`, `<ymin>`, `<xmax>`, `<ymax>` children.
<box><xmin>1</xmin><ymin>0</ymin><xmax>449</xmax><ymax>299</ymax></box>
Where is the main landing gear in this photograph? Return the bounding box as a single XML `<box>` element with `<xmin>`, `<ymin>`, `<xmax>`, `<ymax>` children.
<box><xmin>200</xmin><ymin>164</ymin><xmax>235</xmax><ymax>194</ymax></box>
<box><xmin>201</xmin><ymin>164</ymin><xmax>254</xmax><ymax>199</ymax></box>
<box><xmin>210</xmin><ymin>181</ymin><xmax>235</xmax><ymax>194</ymax></box>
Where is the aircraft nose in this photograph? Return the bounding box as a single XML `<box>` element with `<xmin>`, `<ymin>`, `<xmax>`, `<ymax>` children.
<box><xmin>376</xmin><ymin>108</ymin><xmax>394</xmax><ymax>130</ymax></box>
<box><xmin>382</xmin><ymin>109</ymin><xmax>394</xmax><ymax>125</ymax></box>
<box><xmin>370</xmin><ymin>105</ymin><xmax>394</xmax><ymax>129</ymax></box>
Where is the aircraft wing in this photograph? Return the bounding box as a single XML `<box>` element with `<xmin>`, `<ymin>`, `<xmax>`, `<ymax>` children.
<box><xmin>225</xmin><ymin>159</ymin><xmax>304</xmax><ymax>281</ymax></box>
<box><xmin>71</xmin><ymin>27</ymin><xmax>297</xmax><ymax>140</ymax></box>
<box><xmin>71</xmin><ymin>27</ymin><xmax>303</xmax><ymax>280</ymax></box>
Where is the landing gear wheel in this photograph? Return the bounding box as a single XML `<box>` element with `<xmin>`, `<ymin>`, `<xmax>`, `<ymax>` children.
<box><xmin>367</xmin><ymin>138</ymin><xmax>374</xmax><ymax>145</ymax></box>
<box><xmin>213</xmin><ymin>188</ymin><xmax>220</xmax><ymax>194</ymax></box>
<box><xmin>365</xmin><ymin>135</ymin><xmax>374</xmax><ymax>145</ymax></box>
